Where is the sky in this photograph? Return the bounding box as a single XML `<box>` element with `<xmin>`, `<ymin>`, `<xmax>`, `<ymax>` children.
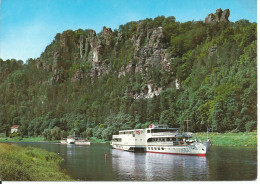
<box><xmin>0</xmin><ymin>0</ymin><xmax>257</xmax><ymax>62</ymax></box>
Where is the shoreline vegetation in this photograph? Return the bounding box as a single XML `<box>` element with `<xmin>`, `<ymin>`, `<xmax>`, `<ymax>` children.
<box><xmin>0</xmin><ymin>136</ymin><xmax>107</xmax><ymax>143</ymax></box>
<box><xmin>0</xmin><ymin>143</ymin><xmax>73</xmax><ymax>181</ymax></box>
<box><xmin>194</xmin><ymin>132</ymin><xmax>257</xmax><ymax>148</ymax></box>
<box><xmin>0</xmin><ymin>132</ymin><xmax>257</xmax><ymax>148</ymax></box>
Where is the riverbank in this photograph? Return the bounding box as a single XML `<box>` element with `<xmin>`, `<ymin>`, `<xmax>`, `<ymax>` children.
<box><xmin>0</xmin><ymin>132</ymin><xmax>257</xmax><ymax>148</ymax></box>
<box><xmin>194</xmin><ymin>132</ymin><xmax>257</xmax><ymax>148</ymax></box>
<box><xmin>0</xmin><ymin>136</ymin><xmax>108</xmax><ymax>143</ymax></box>
<box><xmin>0</xmin><ymin>143</ymin><xmax>74</xmax><ymax>181</ymax></box>
<box><xmin>0</xmin><ymin>136</ymin><xmax>51</xmax><ymax>142</ymax></box>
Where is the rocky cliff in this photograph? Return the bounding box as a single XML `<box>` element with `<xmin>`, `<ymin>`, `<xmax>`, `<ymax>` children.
<box><xmin>36</xmin><ymin>21</ymin><xmax>175</xmax><ymax>98</ymax></box>
<box><xmin>205</xmin><ymin>8</ymin><xmax>230</xmax><ymax>23</ymax></box>
<box><xmin>36</xmin><ymin>8</ymin><xmax>231</xmax><ymax>98</ymax></box>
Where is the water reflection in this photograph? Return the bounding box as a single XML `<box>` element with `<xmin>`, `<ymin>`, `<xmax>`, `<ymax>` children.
<box><xmin>111</xmin><ymin>149</ymin><xmax>209</xmax><ymax>181</ymax></box>
<box><xmin>10</xmin><ymin>142</ymin><xmax>256</xmax><ymax>181</ymax></box>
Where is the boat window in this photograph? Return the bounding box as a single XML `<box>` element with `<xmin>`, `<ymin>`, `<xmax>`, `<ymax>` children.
<box><xmin>148</xmin><ymin>147</ymin><xmax>150</xmax><ymax>150</ymax></box>
<box><xmin>154</xmin><ymin>147</ymin><xmax>157</xmax><ymax>150</ymax></box>
<box><xmin>151</xmin><ymin>129</ymin><xmax>176</xmax><ymax>133</ymax></box>
<box><xmin>147</xmin><ymin>130</ymin><xmax>151</xmax><ymax>133</ymax></box>
<box><xmin>161</xmin><ymin>147</ymin><xmax>164</xmax><ymax>150</ymax></box>
<box><xmin>158</xmin><ymin>147</ymin><xmax>160</xmax><ymax>150</ymax></box>
<box><xmin>151</xmin><ymin>147</ymin><xmax>153</xmax><ymax>150</ymax></box>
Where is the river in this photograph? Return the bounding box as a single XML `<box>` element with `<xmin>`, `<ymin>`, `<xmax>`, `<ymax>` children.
<box><xmin>12</xmin><ymin>142</ymin><xmax>257</xmax><ymax>181</ymax></box>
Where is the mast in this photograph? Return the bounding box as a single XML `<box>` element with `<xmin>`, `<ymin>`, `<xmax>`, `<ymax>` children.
<box><xmin>207</xmin><ymin>127</ymin><xmax>209</xmax><ymax>140</ymax></box>
<box><xmin>184</xmin><ymin>119</ymin><xmax>191</xmax><ymax>132</ymax></box>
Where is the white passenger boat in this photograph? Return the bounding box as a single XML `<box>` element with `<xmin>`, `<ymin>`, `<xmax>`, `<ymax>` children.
<box><xmin>60</xmin><ymin>136</ymin><xmax>91</xmax><ymax>145</ymax></box>
<box><xmin>75</xmin><ymin>138</ymin><xmax>91</xmax><ymax>145</ymax></box>
<box><xmin>110</xmin><ymin>124</ymin><xmax>210</xmax><ymax>156</ymax></box>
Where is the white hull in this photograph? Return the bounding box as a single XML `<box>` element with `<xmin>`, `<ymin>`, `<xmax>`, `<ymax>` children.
<box><xmin>60</xmin><ymin>140</ymin><xmax>67</xmax><ymax>144</ymax></box>
<box><xmin>75</xmin><ymin>141</ymin><xmax>91</xmax><ymax>145</ymax></box>
<box><xmin>61</xmin><ymin>138</ymin><xmax>91</xmax><ymax>145</ymax></box>
<box><xmin>112</xmin><ymin>141</ymin><xmax>210</xmax><ymax>156</ymax></box>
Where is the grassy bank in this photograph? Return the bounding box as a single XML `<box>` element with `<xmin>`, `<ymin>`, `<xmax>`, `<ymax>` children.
<box><xmin>0</xmin><ymin>136</ymin><xmax>48</xmax><ymax>142</ymax></box>
<box><xmin>194</xmin><ymin>132</ymin><xmax>257</xmax><ymax>148</ymax></box>
<box><xmin>0</xmin><ymin>143</ymin><xmax>74</xmax><ymax>181</ymax></box>
<box><xmin>89</xmin><ymin>137</ymin><xmax>108</xmax><ymax>143</ymax></box>
<box><xmin>0</xmin><ymin>136</ymin><xmax>108</xmax><ymax>143</ymax></box>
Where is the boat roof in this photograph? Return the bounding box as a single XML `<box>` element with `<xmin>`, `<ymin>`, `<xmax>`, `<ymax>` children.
<box><xmin>119</xmin><ymin>129</ymin><xmax>143</xmax><ymax>133</ymax></box>
<box><xmin>147</xmin><ymin>124</ymin><xmax>179</xmax><ymax>130</ymax></box>
<box><xmin>118</xmin><ymin>125</ymin><xmax>179</xmax><ymax>133</ymax></box>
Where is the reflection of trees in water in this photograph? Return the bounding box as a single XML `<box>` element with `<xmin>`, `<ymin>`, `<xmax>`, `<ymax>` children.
<box><xmin>111</xmin><ymin>149</ymin><xmax>209</xmax><ymax>181</ymax></box>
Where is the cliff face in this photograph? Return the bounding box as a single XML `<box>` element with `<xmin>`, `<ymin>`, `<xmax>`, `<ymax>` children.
<box><xmin>36</xmin><ymin>8</ymin><xmax>231</xmax><ymax>98</ymax></box>
<box><xmin>205</xmin><ymin>8</ymin><xmax>230</xmax><ymax>23</ymax></box>
<box><xmin>37</xmin><ymin>21</ymin><xmax>175</xmax><ymax>98</ymax></box>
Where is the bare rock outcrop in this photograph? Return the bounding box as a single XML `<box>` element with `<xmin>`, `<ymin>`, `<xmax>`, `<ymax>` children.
<box><xmin>205</xmin><ymin>8</ymin><xmax>230</xmax><ymax>23</ymax></box>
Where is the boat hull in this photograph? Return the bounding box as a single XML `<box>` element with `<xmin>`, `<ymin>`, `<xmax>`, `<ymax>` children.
<box><xmin>75</xmin><ymin>141</ymin><xmax>91</xmax><ymax>145</ymax></box>
<box><xmin>111</xmin><ymin>142</ymin><xmax>210</xmax><ymax>156</ymax></box>
<box><xmin>67</xmin><ymin>138</ymin><xmax>75</xmax><ymax>144</ymax></box>
<box><xmin>146</xmin><ymin>151</ymin><xmax>206</xmax><ymax>156</ymax></box>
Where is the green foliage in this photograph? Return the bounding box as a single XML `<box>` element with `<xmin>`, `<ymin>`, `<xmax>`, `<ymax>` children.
<box><xmin>245</xmin><ymin>121</ymin><xmax>257</xmax><ymax>132</ymax></box>
<box><xmin>9</xmin><ymin>132</ymin><xmax>20</xmax><ymax>138</ymax></box>
<box><xmin>195</xmin><ymin>132</ymin><xmax>257</xmax><ymax>148</ymax></box>
<box><xmin>0</xmin><ymin>16</ymin><xmax>256</xmax><ymax>141</ymax></box>
<box><xmin>0</xmin><ymin>143</ymin><xmax>73</xmax><ymax>181</ymax></box>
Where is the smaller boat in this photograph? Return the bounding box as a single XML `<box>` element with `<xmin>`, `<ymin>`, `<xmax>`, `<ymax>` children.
<box><xmin>60</xmin><ymin>138</ymin><xmax>67</xmax><ymax>144</ymax></box>
<box><xmin>66</xmin><ymin>136</ymin><xmax>75</xmax><ymax>144</ymax></box>
<box><xmin>60</xmin><ymin>135</ymin><xmax>91</xmax><ymax>145</ymax></box>
<box><xmin>75</xmin><ymin>139</ymin><xmax>91</xmax><ymax>145</ymax></box>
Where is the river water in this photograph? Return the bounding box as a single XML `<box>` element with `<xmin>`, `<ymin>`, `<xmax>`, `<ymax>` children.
<box><xmin>13</xmin><ymin>142</ymin><xmax>257</xmax><ymax>181</ymax></box>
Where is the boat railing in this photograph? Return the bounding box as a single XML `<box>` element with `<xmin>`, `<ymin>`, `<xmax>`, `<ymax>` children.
<box><xmin>182</xmin><ymin>132</ymin><xmax>193</xmax><ymax>137</ymax></box>
<box><xmin>112</xmin><ymin>135</ymin><xmax>120</xmax><ymax>138</ymax></box>
<box><xmin>151</xmin><ymin>132</ymin><xmax>178</xmax><ymax>136</ymax></box>
<box><xmin>147</xmin><ymin>141</ymin><xmax>173</xmax><ymax>146</ymax></box>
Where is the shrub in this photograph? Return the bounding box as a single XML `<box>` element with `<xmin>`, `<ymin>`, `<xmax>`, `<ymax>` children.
<box><xmin>9</xmin><ymin>132</ymin><xmax>20</xmax><ymax>138</ymax></box>
<box><xmin>0</xmin><ymin>143</ymin><xmax>73</xmax><ymax>181</ymax></box>
<box><xmin>245</xmin><ymin>121</ymin><xmax>256</xmax><ymax>132</ymax></box>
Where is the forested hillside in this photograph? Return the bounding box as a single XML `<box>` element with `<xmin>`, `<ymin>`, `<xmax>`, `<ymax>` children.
<box><xmin>0</xmin><ymin>9</ymin><xmax>257</xmax><ymax>140</ymax></box>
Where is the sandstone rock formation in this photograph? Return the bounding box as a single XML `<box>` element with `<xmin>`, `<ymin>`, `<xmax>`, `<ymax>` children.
<box><xmin>36</xmin><ymin>21</ymin><xmax>175</xmax><ymax>98</ymax></box>
<box><xmin>205</xmin><ymin>8</ymin><xmax>230</xmax><ymax>23</ymax></box>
